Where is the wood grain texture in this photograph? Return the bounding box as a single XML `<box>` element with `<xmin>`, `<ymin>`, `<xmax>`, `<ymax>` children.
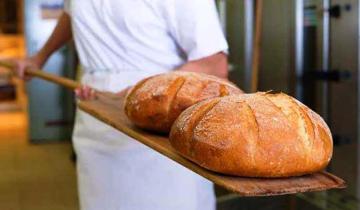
<box><xmin>78</xmin><ymin>91</ymin><xmax>345</xmax><ymax>197</ymax></box>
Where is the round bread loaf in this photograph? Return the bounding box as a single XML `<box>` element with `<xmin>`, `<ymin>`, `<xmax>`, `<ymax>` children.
<box><xmin>169</xmin><ymin>92</ymin><xmax>333</xmax><ymax>177</ymax></box>
<box><xmin>124</xmin><ymin>71</ymin><xmax>243</xmax><ymax>132</ymax></box>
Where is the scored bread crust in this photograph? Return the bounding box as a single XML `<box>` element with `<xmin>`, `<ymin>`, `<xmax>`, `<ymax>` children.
<box><xmin>169</xmin><ymin>92</ymin><xmax>333</xmax><ymax>177</ymax></box>
<box><xmin>124</xmin><ymin>71</ymin><xmax>243</xmax><ymax>132</ymax></box>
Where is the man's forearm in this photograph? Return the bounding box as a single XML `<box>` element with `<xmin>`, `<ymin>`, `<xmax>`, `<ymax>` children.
<box><xmin>177</xmin><ymin>52</ymin><xmax>228</xmax><ymax>79</ymax></box>
<box><xmin>36</xmin><ymin>12</ymin><xmax>73</xmax><ymax>66</ymax></box>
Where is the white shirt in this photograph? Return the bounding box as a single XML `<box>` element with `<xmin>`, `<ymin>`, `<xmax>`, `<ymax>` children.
<box><xmin>64</xmin><ymin>0</ymin><xmax>228</xmax><ymax>89</ymax></box>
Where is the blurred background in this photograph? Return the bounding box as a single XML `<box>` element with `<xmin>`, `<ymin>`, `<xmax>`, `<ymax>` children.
<box><xmin>0</xmin><ymin>0</ymin><xmax>359</xmax><ymax>209</ymax></box>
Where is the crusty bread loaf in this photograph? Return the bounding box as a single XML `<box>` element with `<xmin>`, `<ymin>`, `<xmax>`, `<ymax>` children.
<box><xmin>169</xmin><ymin>92</ymin><xmax>333</xmax><ymax>177</ymax></box>
<box><xmin>124</xmin><ymin>71</ymin><xmax>243</xmax><ymax>132</ymax></box>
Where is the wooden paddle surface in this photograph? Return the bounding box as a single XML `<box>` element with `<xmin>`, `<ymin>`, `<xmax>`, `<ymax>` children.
<box><xmin>78</xmin><ymin>92</ymin><xmax>346</xmax><ymax>197</ymax></box>
<box><xmin>0</xmin><ymin>62</ymin><xmax>345</xmax><ymax>196</ymax></box>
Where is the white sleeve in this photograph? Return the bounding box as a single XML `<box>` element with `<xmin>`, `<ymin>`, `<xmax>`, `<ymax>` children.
<box><xmin>63</xmin><ymin>0</ymin><xmax>71</xmax><ymax>15</ymax></box>
<box><xmin>167</xmin><ymin>0</ymin><xmax>228</xmax><ymax>61</ymax></box>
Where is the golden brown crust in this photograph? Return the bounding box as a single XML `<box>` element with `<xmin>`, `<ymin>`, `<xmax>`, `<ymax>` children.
<box><xmin>124</xmin><ymin>71</ymin><xmax>243</xmax><ymax>132</ymax></box>
<box><xmin>169</xmin><ymin>92</ymin><xmax>333</xmax><ymax>177</ymax></box>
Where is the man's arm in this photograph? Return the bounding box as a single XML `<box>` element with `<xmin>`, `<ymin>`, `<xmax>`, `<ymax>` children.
<box><xmin>165</xmin><ymin>0</ymin><xmax>229</xmax><ymax>79</ymax></box>
<box><xmin>2</xmin><ymin>12</ymin><xmax>72</xmax><ymax>79</ymax></box>
<box><xmin>36</xmin><ymin>12</ymin><xmax>73</xmax><ymax>66</ymax></box>
<box><xmin>177</xmin><ymin>52</ymin><xmax>228</xmax><ymax>79</ymax></box>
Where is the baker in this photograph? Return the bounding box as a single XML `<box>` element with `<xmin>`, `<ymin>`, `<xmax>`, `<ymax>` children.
<box><xmin>6</xmin><ymin>0</ymin><xmax>228</xmax><ymax>209</ymax></box>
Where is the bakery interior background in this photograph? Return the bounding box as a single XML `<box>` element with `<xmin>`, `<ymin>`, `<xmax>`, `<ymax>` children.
<box><xmin>0</xmin><ymin>0</ymin><xmax>358</xmax><ymax>209</ymax></box>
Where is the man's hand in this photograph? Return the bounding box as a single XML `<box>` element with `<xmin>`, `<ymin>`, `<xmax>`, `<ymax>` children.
<box><xmin>75</xmin><ymin>85</ymin><xmax>96</xmax><ymax>100</ymax></box>
<box><xmin>75</xmin><ymin>86</ymin><xmax>131</xmax><ymax>101</ymax></box>
<box><xmin>1</xmin><ymin>55</ymin><xmax>45</xmax><ymax>81</ymax></box>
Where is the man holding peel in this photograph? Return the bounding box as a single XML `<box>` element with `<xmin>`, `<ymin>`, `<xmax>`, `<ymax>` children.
<box><xmin>4</xmin><ymin>0</ymin><xmax>229</xmax><ymax>209</ymax></box>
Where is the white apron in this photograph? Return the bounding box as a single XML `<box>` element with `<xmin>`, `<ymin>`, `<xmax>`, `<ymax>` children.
<box><xmin>72</xmin><ymin>69</ymin><xmax>216</xmax><ymax>210</ymax></box>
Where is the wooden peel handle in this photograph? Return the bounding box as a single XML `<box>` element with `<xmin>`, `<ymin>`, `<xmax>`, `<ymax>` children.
<box><xmin>25</xmin><ymin>68</ymin><xmax>80</xmax><ymax>90</ymax></box>
<box><xmin>0</xmin><ymin>61</ymin><xmax>80</xmax><ymax>90</ymax></box>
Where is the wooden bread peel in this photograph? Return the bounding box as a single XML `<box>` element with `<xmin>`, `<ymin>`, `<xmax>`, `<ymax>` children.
<box><xmin>0</xmin><ymin>61</ymin><xmax>346</xmax><ymax>196</ymax></box>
